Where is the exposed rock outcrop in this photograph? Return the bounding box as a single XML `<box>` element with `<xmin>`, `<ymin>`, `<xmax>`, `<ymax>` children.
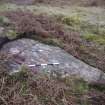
<box><xmin>1</xmin><ymin>38</ymin><xmax>105</xmax><ymax>84</ymax></box>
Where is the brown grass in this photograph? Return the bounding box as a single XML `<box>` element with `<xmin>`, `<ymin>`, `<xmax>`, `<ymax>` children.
<box><xmin>2</xmin><ymin>0</ymin><xmax>105</xmax><ymax>6</ymax></box>
<box><xmin>0</xmin><ymin>65</ymin><xmax>78</xmax><ymax>105</ymax></box>
<box><xmin>3</xmin><ymin>10</ymin><xmax>81</xmax><ymax>55</ymax></box>
<box><xmin>1</xmin><ymin>10</ymin><xmax>105</xmax><ymax>71</ymax></box>
<box><xmin>0</xmin><ymin>54</ymin><xmax>105</xmax><ymax>105</ymax></box>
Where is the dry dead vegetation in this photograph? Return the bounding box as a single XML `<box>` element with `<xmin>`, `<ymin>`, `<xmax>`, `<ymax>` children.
<box><xmin>2</xmin><ymin>10</ymin><xmax>81</xmax><ymax>56</ymax></box>
<box><xmin>1</xmin><ymin>10</ymin><xmax>105</xmax><ymax>71</ymax></box>
<box><xmin>2</xmin><ymin>0</ymin><xmax>105</xmax><ymax>6</ymax></box>
<box><xmin>0</xmin><ymin>0</ymin><xmax>105</xmax><ymax>104</ymax></box>
<box><xmin>0</xmin><ymin>57</ymin><xmax>105</xmax><ymax>105</ymax></box>
<box><xmin>0</xmin><ymin>64</ymin><xmax>85</xmax><ymax>105</ymax></box>
<box><xmin>0</xmin><ymin>11</ymin><xmax>105</xmax><ymax>104</ymax></box>
<box><xmin>0</xmin><ymin>62</ymin><xmax>105</xmax><ymax>105</ymax></box>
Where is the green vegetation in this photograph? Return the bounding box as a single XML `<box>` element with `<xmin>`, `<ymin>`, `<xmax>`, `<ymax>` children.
<box><xmin>1</xmin><ymin>64</ymin><xmax>104</xmax><ymax>105</ymax></box>
<box><xmin>0</xmin><ymin>16</ymin><xmax>10</xmax><ymax>25</ymax></box>
<box><xmin>90</xmin><ymin>83</ymin><xmax>105</xmax><ymax>92</ymax></box>
<box><xmin>62</xmin><ymin>15</ymin><xmax>81</xmax><ymax>27</ymax></box>
<box><xmin>82</xmin><ymin>32</ymin><xmax>105</xmax><ymax>45</ymax></box>
<box><xmin>0</xmin><ymin>3</ymin><xmax>20</xmax><ymax>12</ymax></box>
<box><xmin>61</xmin><ymin>14</ymin><xmax>105</xmax><ymax>46</ymax></box>
<box><xmin>39</xmin><ymin>38</ymin><xmax>64</xmax><ymax>48</ymax></box>
<box><xmin>6</xmin><ymin>30</ymin><xmax>18</xmax><ymax>39</ymax></box>
<box><xmin>0</xmin><ymin>1</ymin><xmax>105</xmax><ymax>104</ymax></box>
<box><xmin>62</xmin><ymin>15</ymin><xmax>105</xmax><ymax>36</ymax></box>
<box><xmin>0</xmin><ymin>65</ymin><xmax>91</xmax><ymax>105</ymax></box>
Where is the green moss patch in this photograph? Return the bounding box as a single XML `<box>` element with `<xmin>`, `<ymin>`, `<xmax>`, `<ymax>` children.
<box><xmin>82</xmin><ymin>33</ymin><xmax>105</xmax><ymax>45</ymax></box>
<box><xmin>6</xmin><ymin>29</ymin><xmax>18</xmax><ymax>39</ymax></box>
<box><xmin>62</xmin><ymin>15</ymin><xmax>81</xmax><ymax>26</ymax></box>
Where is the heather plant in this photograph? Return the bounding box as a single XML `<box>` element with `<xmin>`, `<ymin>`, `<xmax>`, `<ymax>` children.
<box><xmin>0</xmin><ymin>63</ymin><xmax>81</xmax><ymax>105</ymax></box>
<box><xmin>0</xmin><ymin>2</ymin><xmax>105</xmax><ymax>105</ymax></box>
<box><xmin>1</xmin><ymin>10</ymin><xmax>105</xmax><ymax>71</ymax></box>
<box><xmin>0</xmin><ymin>57</ymin><xmax>104</xmax><ymax>105</ymax></box>
<box><xmin>3</xmin><ymin>11</ymin><xmax>60</xmax><ymax>38</ymax></box>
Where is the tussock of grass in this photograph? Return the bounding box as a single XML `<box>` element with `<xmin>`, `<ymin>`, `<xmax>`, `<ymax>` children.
<box><xmin>0</xmin><ymin>58</ymin><xmax>105</xmax><ymax>105</ymax></box>
<box><xmin>6</xmin><ymin>30</ymin><xmax>17</xmax><ymax>39</ymax></box>
<box><xmin>82</xmin><ymin>33</ymin><xmax>105</xmax><ymax>45</ymax></box>
<box><xmin>0</xmin><ymin>16</ymin><xmax>10</xmax><ymax>26</ymax></box>
<box><xmin>62</xmin><ymin>15</ymin><xmax>81</xmax><ymax>27</ymax></box>
<box><xmin>0</xmin><ymin>3</ymin><xmax>105</xmax><ymax>105</ymax></box>
<box><xmin>1</xmin><ymin>10</ymin><xmax>105</xmax><ymax>71</ymax></box>
<box><xmin>0</xmin><ymin>3</ymin><xmax>19</xmax><ymax>12</ymax></box>
<box><xmin>0</xmin><ymin>64</ymin><xmax>91</xmax><ymax>105</ymax></box>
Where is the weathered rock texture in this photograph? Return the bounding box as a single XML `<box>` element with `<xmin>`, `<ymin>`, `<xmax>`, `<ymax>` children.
<box><xmin>1</xmin><ymin>38</ymin><xmax>105</xmax><ymax>84</ymax></box>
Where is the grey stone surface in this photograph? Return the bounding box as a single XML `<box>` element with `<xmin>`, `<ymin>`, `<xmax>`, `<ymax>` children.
<box><xmin>1</xmin><ymin>38</ymin><xmax>105</xmax><ymax>84</ymax></box>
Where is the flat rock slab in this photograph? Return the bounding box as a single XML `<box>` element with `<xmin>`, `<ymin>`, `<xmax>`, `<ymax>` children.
<box><xmin>1</xmin><ymin>38</ymin><xmax>105</xmax><ymax>83</ymax></box>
